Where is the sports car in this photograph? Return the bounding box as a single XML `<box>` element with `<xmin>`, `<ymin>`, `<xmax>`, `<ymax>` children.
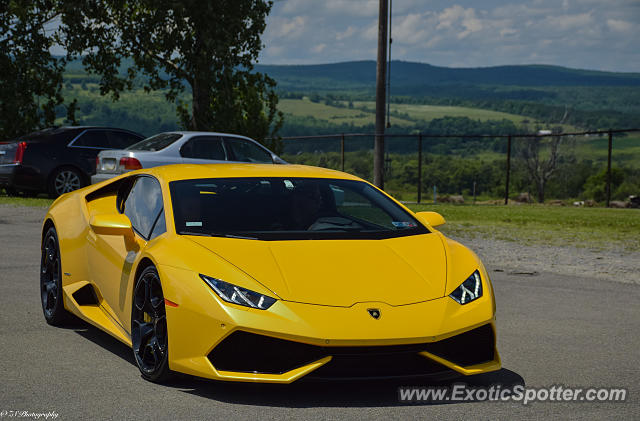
<box><xmin>40</xmin><ymin>163</ymin><xmax>500</xmax><ymax>383</ymax></box>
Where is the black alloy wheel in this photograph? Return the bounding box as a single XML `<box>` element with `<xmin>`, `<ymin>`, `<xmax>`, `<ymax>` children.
<box><xmin>132</xmin><ymin>265</ymin><xmax>170</xmax><ymax>382</ymax></box>
<box><xmin>40</xmin><ymin>226</ymin><xmax>70</xmax><ymax>325</ymax></box>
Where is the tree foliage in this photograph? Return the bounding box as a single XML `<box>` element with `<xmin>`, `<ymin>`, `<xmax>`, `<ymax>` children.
<box><xmin>0</xmin><ymin>0</ymin><xmax>75</xmax><ymax>139</ymax></box>
<box><xmin>59</xmin><ymin>0</ymin><xmax>283</xmax><ymax>150</ymax></box>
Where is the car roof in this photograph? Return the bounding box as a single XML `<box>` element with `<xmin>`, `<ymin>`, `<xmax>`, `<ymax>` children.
<box><xmin>142</xmin><ymin>163</ymin><xmax>361</xmax><ymax>182</ymax></box>
<box><xmin>13</xmin><ymin>126</ymin><xmax>142</xmax><ymax>142</ymax></box>
<box><xmin>158</xmin><ymin>131</ymin><xmax>254</xmax><ymax>138</ymax></box>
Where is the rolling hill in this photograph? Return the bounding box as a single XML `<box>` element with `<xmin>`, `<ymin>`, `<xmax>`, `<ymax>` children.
<box><xmin>255</xmin><ymin>60</ymin><xmax>640</xmax><ymax>89</ymax></box>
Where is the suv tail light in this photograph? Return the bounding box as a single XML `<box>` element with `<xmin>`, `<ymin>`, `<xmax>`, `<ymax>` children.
<box><xmin>119</xmin><ymin>157</ymin><xmax>142</xmax><ymax>170</ymax></box>
<box><xmin>14</xmin><ymin>141</ymin><xmax>27</xmax><ymax>164</ymax></box>
<box><xmin>96</xmin><ymin>156</ymin><xmax>100</xmax><ymax>170</ymax></box>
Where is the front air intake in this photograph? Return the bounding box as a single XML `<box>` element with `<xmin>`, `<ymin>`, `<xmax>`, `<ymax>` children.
<box><xmin>208</xmin><ymin>324</ymin><xmax>495</xmax><ymax>377</ymax></box>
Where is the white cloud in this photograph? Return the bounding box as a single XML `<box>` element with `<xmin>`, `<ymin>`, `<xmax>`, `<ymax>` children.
<box><xmin>606</xmin><ymin>18</ymin><xmax>634</xmax><ymax>33</ymax></box>
<box><xmin>362</xmin><ymin>21</ymin><xmax>379</xmax><ymax>42</ymax></box>
<box><xmin>325</xmin><ymin>0</ymin><xmax>378</xmax><ymax>17</ymax></box>
<box><xmin>259</xmin><ymin>0</ymin><xmax>640</xmax><ymax>72</ymax></box>
<box><xmin>545</xmin><ymin>12</ymin><xmax>593</xmax><ymax>30</ymax></box>
<box><xmin>393</xmin><ymin>13</ymin><xmax>431</xmax><ymax>45</ymax></box>
<box><xmin>312</xmin><ymin>43</ymin><xmax>327</xmax><ymax>53</ymax></box>
<box><xmin>336</xmin><ymin>26</ymin><xmax>357</xmax><ymax>41</ymax></box>
<box><xmin>269</xmin><ymin>15</ymin><xmax>308</xmax><ymax>39</ymax></box>
<box><xmin>500</xmin><ymin>27</ymin><xmax>517</xmax><ymax>37</ymax></box>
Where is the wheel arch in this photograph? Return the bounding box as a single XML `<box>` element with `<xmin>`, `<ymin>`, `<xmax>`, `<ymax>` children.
<box><xmin>133</xmin><ymin>257</ymin><xmax>158</xmax><ymax>294</ymax></box>
<box><xmin>41</xmin><ymin>218</ymin><xmax>56</xmax><ymax>249</ymax></box>
<box><xmin>135</xmin><ymin>255</ymin><xmax>156</xmax><ymax>274</ymax></box>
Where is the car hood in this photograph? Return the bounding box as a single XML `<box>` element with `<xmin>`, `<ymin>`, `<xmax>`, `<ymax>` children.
<box><xmin>186</xmin><ymin>233</ymin><xmax>447</xmax><ymax>307</ymax></box>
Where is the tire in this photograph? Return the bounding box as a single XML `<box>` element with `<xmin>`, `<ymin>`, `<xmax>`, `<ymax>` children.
<box><xmin>4</xmin><ymin>187</ymin><xmax>18</xmax><ymax>196</ymax></box>
<box><xmin>48</xmin><ymin>167</ymin><xmax>86</xmax><ymax>198</ymax></box>
<box><xmin>131</xmin><ymin>265</ymin><xmax>171</xmax><ymax>383</ymax></box>
<box><xmin>21</xmin><ymin>190</ymin><xmax>40</xmax><ymax>198</ymax></box>
<box><xmin>40</xmin><ymin>226</ymin><xmax>71</xmax><ymax>325</ymax></box>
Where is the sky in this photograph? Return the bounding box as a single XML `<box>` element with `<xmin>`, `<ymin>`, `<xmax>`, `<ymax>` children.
<box><xmin>259</xmin><ymin>0</ymin><xmax>640</xmax><ymax>72</ymax></box>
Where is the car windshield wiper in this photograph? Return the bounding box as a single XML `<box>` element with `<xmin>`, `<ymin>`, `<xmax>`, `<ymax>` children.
<box><xmin>308</xmin><ymin>225</ymin><xmax>365</xmax><ymax>232</ymax></box>
<box><xmin>178</xmin><ymin>230</ymin><xmax>211</xmax><ymax>236</ymax></box>
<box><xmin>178</xmin><ymin>230</ymin><xmax>257</xmax><ymax>240</ymax></box>
<box><xmin>221</xmin><ymin>233</ymin><xmax>258</xmax><ymax>240</ymax></box>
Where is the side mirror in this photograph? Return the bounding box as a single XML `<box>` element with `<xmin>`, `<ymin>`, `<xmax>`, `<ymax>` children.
<box><xmin>90</xmin><ymin>213</ymin><xmax>134</xmax><ymax>238</ymax></box>
<box><xmin>415</xmin><ymin>211</ymin><xmax>446</xmax><ymax>228</ymax></box>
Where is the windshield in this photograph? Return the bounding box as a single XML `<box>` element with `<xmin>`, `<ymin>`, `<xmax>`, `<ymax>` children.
<box><xmin>169</xmin><ymin>177</ymin><xmax>429</xmax><ymax>240</ymax></box>
<box><xmin>126</xmin><ymin>133</ymin><xmax>182</xmax><ymax>151</ymax></box>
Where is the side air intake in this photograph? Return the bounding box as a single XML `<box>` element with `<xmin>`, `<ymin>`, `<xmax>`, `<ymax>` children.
<box><xmin>72</xmin><ymin>284</ymin><xmax>99</xmax><ymax>306</ymax></box>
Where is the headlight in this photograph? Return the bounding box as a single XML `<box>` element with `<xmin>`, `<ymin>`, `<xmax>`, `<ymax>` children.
<box><xmin>200</xmin><ymin>274</ymin><xmax>277</xmax><ymax>310</ymax></box>
<box><xmin>449</xmin><ymin>270</ymin><xmax>483</xmax><ymax>304</ymax></box>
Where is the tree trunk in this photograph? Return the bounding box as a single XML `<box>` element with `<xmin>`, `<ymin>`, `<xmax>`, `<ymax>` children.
<box><xmin>190</xmin><ymin>75</ymin><xmax>211</xmax><ymax>131</ymax></box>
<box><xmin>536</xmin><ymin>179</ymin><xmax>545</xmax><ymax>203</ymax></box>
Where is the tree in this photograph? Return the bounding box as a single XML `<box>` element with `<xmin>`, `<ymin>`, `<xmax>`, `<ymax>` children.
<box><xmin>59</xmin><ymin>0</ymin><xmax>283</xmax><ymax>151</ymax></box>
<box><xmin>516</xmin><ymin>136</ymin><xmax>567</xmax><ymax>203</ymax></box>
<box><xmin>0</xmin><ymin>0</ymin><xmax>75</xmax><ymax>139</ymax></box>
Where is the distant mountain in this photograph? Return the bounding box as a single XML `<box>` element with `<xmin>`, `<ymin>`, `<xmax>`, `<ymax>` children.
<box><xmin>255</xmin><ymin>60</ymin><xmax>640</xmax><ymax>91</ymax></box>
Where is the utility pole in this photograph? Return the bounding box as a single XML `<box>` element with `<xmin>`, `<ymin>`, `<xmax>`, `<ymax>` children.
<box><xmin>374</xmin><ymin>0</ymin><xmax>388</xmax><ymax>189</ymax></box>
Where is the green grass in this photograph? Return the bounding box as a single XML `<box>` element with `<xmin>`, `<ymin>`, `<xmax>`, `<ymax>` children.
<box><xmin>278</xmin><ymin>98</ymin><xmax>581</xmax><ymax>133</ymax></box>
<box><xmin>353</xmin><ymin>101</ymin><xmax>536</xmax><ymax>124</ymax></box>
<box><xmin>409</xmin><ymin>203</ymin><xmax>640</xmax><ymax>251</ymax></box>
<box><xmin>278</xmin><ymin>98</ymin><xmax>416</xmax><ymax>127</ymax></box>
<box><xmin>0</xmin><ymin>194</ymin><xmax>53</xmax><ymax>207</ymax></box>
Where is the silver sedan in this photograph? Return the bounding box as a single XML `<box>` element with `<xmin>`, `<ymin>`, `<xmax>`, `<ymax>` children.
<box><xmin>92</xmin><ymin>131</ymin><xmax>286</xmax><ymax>184</ymax></box>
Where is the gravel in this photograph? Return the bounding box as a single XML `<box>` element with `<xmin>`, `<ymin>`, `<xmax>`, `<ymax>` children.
<box><xmin>450</xmin><ymin>234</ymin><xmax>640</xmax><ymax>285</ymax></box>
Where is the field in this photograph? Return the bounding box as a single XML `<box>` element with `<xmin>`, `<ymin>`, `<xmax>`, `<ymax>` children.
<box><xmin>574</xmin><ymin>134</ymin><xmax>640</xmax><ymax>168</ymax></box>
<box><xmin>278</xmin><ymin>98</ymin><xmax>541</xmax><ymax>128</ymax></box>
<box><xmin>410</xmin><ymin>203</ymin><xmax>640</xmax><ymax>251</ymax></box>
<box><xmin>352</xmin><ymin>101</ymin><xmax>535</xmax><ymax>124</ymax></box>
<box><xmin>277</xmin><ymin>98</ymin><xmax>414</xmax><ymax>127</ymax></box>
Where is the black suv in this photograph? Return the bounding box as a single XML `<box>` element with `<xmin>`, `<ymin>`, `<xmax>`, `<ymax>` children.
<box><xmin>0</xmin><ymin>126</ymin><xmax>144</xmax><ymax>198</ymax></box>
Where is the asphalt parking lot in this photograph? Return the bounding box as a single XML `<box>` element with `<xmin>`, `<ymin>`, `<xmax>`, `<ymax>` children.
<box><xmin>0</xmin><ymin>205</ymin><xmax>638</xmax><ymax>420</ymax></box>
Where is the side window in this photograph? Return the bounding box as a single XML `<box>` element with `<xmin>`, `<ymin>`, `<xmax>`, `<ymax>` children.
<box><xmin>180</xmin><ymin>136</ymin><xmax>226</xmax><ymax>160</ymax></box>
<box><xmin>123</xmin><ymin>177</ymin><xmax>165</xmax><ymax>239</ymax></box>
<box><xmin>107</xmin><ymin>131</ymin><xmax>142</xmax><ymax>149</ymax></box>
<box><xmin>223</xmin><ymin>137</ymin><xmax>273</xmax><ymax>163</ymax></box>
<box><xmin>71</xmin><ymin>130</ymin><xmax>110</xmax><ymax>148</ymax></box>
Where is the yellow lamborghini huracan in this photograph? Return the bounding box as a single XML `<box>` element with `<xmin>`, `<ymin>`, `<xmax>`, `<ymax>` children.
<box><xmin>40</xmin><ymin>163</ymin><xmax>500</xmax><ymax>383</ymax></box>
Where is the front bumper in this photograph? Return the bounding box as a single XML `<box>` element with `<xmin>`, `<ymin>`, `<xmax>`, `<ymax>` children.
<box><xmin>159</xmin><ymin>264</ymin><xmax>501</xmax><ymax>383</ymax></box>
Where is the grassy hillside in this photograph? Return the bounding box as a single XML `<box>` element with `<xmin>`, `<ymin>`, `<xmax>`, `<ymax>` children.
<box><xmin>575</xmin><ymin>134</ymin><xmax>640</xmax><ymax>167</ymax></box>
<box><xmin>352</xmin><ymin>101</ymin><xmax>536</xmax><ymax>124</ymax></box>
<box><xmin>278</xmin><ymin>98</ymin><xmax>414</xmax><ymax>127</ymax></box>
